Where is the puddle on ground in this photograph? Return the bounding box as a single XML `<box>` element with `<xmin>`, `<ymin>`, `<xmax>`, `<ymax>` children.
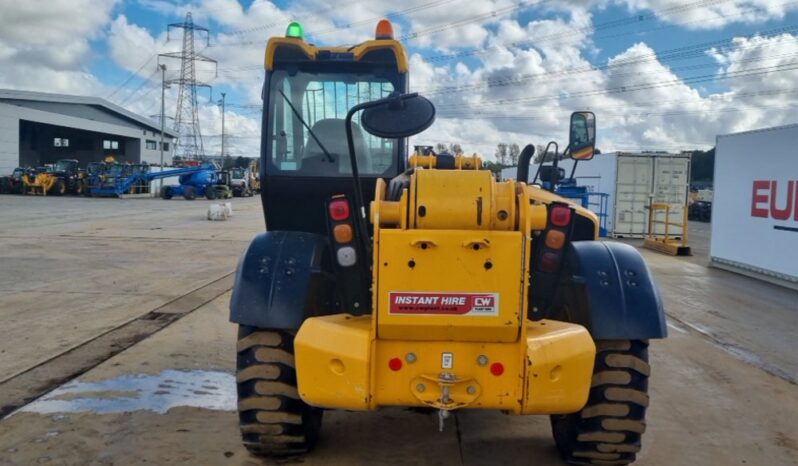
<box><xmin>18</xmin><ymin>369</ymin><xmax>235</xmax><ymax>415</ymax></box>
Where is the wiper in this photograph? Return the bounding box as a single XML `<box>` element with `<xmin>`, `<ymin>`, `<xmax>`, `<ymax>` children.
<box><xmin>278</xmin><ymin>89</ymin><xmax>334</xmax><ymax>163</ymax></box>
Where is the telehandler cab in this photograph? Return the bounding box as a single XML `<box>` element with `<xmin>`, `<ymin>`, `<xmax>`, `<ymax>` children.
<box><xmin>230</xmin><ymin>20</ymin><xmax>666</xmax><ymax>465</ymax></box>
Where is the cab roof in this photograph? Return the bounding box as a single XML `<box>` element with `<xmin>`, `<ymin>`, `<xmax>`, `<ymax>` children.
<box><xmin>264</xmin><ymin>37</ymin><xmax>408</xmax><ymax>73</ymax></box>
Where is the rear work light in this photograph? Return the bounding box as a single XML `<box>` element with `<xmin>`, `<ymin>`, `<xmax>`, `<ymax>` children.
<box><xmin>329</xmin><ymin>199</ymin><xmax>350</xmax><ymax>221</ymax></box>
<box><xmin>336</xmin><ymin>246</ymin><xmax>357</xmax><ymax>267</ymax></box>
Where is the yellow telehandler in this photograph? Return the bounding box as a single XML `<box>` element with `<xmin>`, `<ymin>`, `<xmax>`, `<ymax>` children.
<box><xmin>230</xmin><ymin>20</ymin><xmax>666</xmax><ymax>465</ymax></box>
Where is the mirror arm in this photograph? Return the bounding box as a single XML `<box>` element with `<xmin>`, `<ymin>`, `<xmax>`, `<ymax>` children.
<box><xmin>532</xmin><ymin>141</ymin><xmax>558</xmax><ymax>186</ymax></box>
<box><xmin>345</xmin><ymin>101</ymin><xmax>374</xmax><ymax>260</ymax></box>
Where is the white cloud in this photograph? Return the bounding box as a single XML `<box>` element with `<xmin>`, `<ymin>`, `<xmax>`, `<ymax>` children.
<box><xmin>0</xmin><ymin>0</ymin><xmax>117</xmax><ymax>93</ymax></box>
<box><xmin>5</xmin><ymin>0</ymin><xmax>798</xmax><ymax>160</ymax></box>
<box><xmin>616</xmin><ymin>0</ymin><xmax>796</xmax><ymax>29</ymax></box>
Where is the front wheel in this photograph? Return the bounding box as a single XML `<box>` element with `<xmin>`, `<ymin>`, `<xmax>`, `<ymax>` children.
<box><xmin>205</xmin><ymin>186</ymin><xmax>218</xmax><ymax>200</ymax></box>
<box><xmin>236</xmin><ymin>326</ymin><xmax>322</xmax><ymax>456</ymax></box>
<box><xmin>183</xmin><ymin>186</ymin><xmax>195</xmax><ymax>200</ymax></box>
<box><xmin>551</xmin><ymin>340</ymin><xmax>650</xmax><ymax>465</ymax></box>
<box><xmin>53</xmin><ymin>180</ymin><xmax>66</xmax><ymax>196</ymax></box>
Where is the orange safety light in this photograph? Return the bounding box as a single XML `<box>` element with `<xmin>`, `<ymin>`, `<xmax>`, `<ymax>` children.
<box><xmin>545</xmin><ymin>230</ymin><xmax>566</xmax><ymax>249</ymax></box>
<box><xmin>333</xmin><ymin>224</ymin><xmax>354</xmax><ymax>243</ymax></box>
<box><xmin>375</xmin><ymin>19</ymin><xmax>394</xmax><ymax>40</ymax></box>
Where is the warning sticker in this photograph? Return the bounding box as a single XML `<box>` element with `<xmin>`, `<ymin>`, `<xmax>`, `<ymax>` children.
<box><xmin>388</xmin><ymin>292</ymin><xmax>499</xmax><ymax>316</ymax></box>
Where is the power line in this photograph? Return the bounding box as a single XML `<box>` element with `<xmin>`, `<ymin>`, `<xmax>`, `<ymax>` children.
<box><xmin>106</xmin><ymin>55</ymin><xmax>156</xmax><ymax>100</ymax></box>
<box><xmin>433</xmin><ymin>59</ymin><xmax>798</xmax><ymax>110</ymax></box>
<box><xmin>417</xmin><ymin>21</ymin><xmax>798</xmax><ymax>96</ymax></box>
<box><xmin>210</xmin><ymin>0</ymin><xmax>761</xmax><ymax>82</ymax></box>
<box><xmin>116</xmin><ymin>68</ymin><xmax>160</xmax><ymax>106</ymax></box>
<box><xmin>422</xmin><ymin>0</ymin><xmax>741</xmax><ymax>64</ymax></box>
<box><xmin>436</xmin><ymin>86</ymin><xmax>798</xmax><ymax>119</ymax></box>
<box><xmin>214</xmin><ymin>0</ymin><xmax>536</xmax><ymax>47</ymax></box>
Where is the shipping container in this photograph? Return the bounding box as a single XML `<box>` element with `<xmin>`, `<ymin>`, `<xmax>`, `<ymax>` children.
<box><xmin>502</xmin><ymin>152</ymin><xmax>691</xmax><ymax>237</ymax></box>
<box><xmin>711</xmin><ymin>124</ymin><xmax>798</xmax><ymax>290</ymax></box>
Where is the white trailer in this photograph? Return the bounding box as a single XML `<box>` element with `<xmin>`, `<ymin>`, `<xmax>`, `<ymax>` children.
<box><xmin>711</xmin><ymin>124</ymin><xmax>798</xmax><ymax>290</ymax></box>
<box><xmin>502</xmin><ymin>152</ymin><xmax>691</xmax><ymax>237</ymax></box>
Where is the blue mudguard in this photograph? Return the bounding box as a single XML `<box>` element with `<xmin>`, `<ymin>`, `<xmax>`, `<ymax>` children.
<box><xmin>229</xmin><ymin>231</ymin><xmax>337</xmax><ymax>329</ymax></box>
<box><xmin>554</xmin><ymin>241</ymin><xmax>668</xmax><ymax>340</ymax></box>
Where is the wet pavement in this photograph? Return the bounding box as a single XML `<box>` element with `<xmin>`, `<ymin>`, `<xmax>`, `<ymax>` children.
<box><xmin>0</xmin><ymin>202</ymin><xmax>796</xmax><ymax>466</ymax></box>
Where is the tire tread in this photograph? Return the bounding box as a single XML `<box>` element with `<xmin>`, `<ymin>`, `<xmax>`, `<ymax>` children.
<box><xmin>551</xmin><ymin>339</ymin><xmax>650</xmax><ymax>465</ymax></box>
<box><xmin>236</xmin><ymin>326</ymin><xmax>321</xmax><ymax>457</ymax></box>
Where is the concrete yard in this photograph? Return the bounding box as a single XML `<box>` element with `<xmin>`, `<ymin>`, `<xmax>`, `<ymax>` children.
<box><xmin>0</xmin><ymin>196</ymin><xmax>796</xmax><ymax>466</ymax></box>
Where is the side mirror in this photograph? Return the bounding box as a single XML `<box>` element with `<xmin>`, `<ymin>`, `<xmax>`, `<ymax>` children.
<box><xmin>359</xmin><ymin>93</ymin><xmax>436</xmax><ymax>139</ymax></box>
<box><xmin>569</xmin><ymin>111</ymin><xmax>596</xmax><ymax>161</ymax></box>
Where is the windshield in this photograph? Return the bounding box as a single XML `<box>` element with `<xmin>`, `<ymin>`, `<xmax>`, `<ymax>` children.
<box><xmin>52</xmin><ymin>160</ymin><xmax>75</xmax><ymax>173</ymax></box>
<box><xmin>231</xmin><ymin>168</ymin><xmax>246</xmax><ymax>179</ymax></box>
<box><xmin>266</xmin><ymin>69</ymin><xmax>400</xmax><ymax>177</ymax></box>
<box><xmin>107</xmin><ymin>165</ymin><xmax>123</xmax><ymax>177</ymax></box>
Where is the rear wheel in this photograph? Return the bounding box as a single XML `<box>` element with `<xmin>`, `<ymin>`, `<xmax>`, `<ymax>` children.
<box><xmin>236</xmin><ymin>326</ymin><xmax>322</xmax><ymax>456</ymax></box>
<box><xmin>183</xmin><ymin>186</ymin><xmax>195</xmax><ymax>200</ymax></box>
<box><xmin>160</xmin><ymin>186</ymin><xmax>172</xmax><ymax>199</ymax></box>
<box><xmin>551</xmin><ymin>340</ymin><xmax>650</xmax><ymax>466</ymax></box>
<box><xmin>53</xmin><ymin>180</ymin><xmax>66</xmax><ymax>196</ymax></box>
<box><xmin>205</xmin><ymin>186</ymin><xmax>218</xmax><ymax>200</ymax></box>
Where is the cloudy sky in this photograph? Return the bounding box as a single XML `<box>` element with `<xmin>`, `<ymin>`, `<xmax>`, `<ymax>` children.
<box><xmin>1</xmin><ymin>0</ymin><xmax>798</xmax><ymax>160</ymax></box>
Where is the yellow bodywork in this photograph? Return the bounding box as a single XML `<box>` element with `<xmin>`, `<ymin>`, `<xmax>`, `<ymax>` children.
<box><xmin>265</xmin><ymin>37</ymin><xmax>408</xmax><ymax>73</ymax></box>
<box><xmin>294</xmin><ymin>154</ymin><xmax>599</xmax><ymax>414</ymax></box>
<box><xmin>22</xmin><ymin>172</ymin><xmax>57</xmax><ymax>196</ymax></box>
<box><xmin>295</xmin><ymin>315</ymin><xmax>594</xmax><ymax>413</ymax></box>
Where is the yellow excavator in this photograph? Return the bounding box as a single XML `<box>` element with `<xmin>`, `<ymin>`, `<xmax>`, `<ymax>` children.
<box><xmin>230</xmin><ymin>20</ymin><xmax>666</xmax><ymax>465</ymax></box>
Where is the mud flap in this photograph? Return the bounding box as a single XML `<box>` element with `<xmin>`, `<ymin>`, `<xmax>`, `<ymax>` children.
<box><xmin>229</xmin><ymin>231</ymin><xmax>337</xmax><ymax>329</ymax></box>
<box><xmin>553</xmin><ymin>241</ymin><xmax>668</xmax><ymax>340</ymax></box>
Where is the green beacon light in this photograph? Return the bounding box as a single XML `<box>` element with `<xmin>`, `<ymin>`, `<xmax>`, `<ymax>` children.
<box><xmin>286</xmin><ymin>21</ymin><xmax>304</xmax><ymax>40</ymax></box>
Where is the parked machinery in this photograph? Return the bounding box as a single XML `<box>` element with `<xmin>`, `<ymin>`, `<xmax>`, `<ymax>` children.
<box><xmin>213</xmin><ymin>170</ymin><xmax>234</xmax><ymax>199</ymax></box>
<box><xmin>228</xmin><ymin>20</ymin><xmax>666</xmax><ymax>466</ymax></box>
<box><xmin>249</xmin><ymin>159</ymin><xmax>261</xmax><ymax>194</ymax></box>
<box><xmin>230</xmin><ymin>167</ymin><xmax>254</xmax><ymax>197</ymax></box>
<box><xmin>160</xmin><ymin>164</ymin><xmax>223</xmax><ymax>200</ymax></box>
<box><xmin>0</xmin><ymin>168</ymin><xmax>29</xmax><ymax>194</ymax></box>
<box><xmin>21</xmin><ymin>159</ymin><xmax>84</xmax><ymax>196</ymax></box>
<box><xmin>688</xmin><ymin>189</ymin><xmax>713</xmax><ymax>222</ymax></box>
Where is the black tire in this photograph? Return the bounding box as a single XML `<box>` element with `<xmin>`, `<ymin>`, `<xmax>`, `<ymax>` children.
<box><xmin>161</xmin><ymin>186</ymin><xmax>172</xmax><ymax>200</ymax></box>
<box><xmin>53</xmin><ymin>180</ymin><xmax>66</xmax><ymax>196</ymax></box>
<box><xmin>205</xmin><ymin>186</ymin><xmax>218</xmax><ymax>200</ymax></box>
<box><xmin>183</xmin><ymin>186</ymin><xmax>195</xmax><ymax>200</ymax></box>
<box><xmin>550</xmin><ymin>340</ymin><xmax>650</xmax><ymax>466</ymax></box>
<box><xmin>236</xmin><ymin>326</ymin><xmax>322</xmax><ymax>456</ymax></box>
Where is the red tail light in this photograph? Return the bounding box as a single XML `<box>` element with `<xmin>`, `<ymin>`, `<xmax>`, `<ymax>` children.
<box><xmin>551</xmin><ymin>206</ymin><xmax>571</xmax><ymax>227</ymax></box>
<box><xmin>539</xmin><ymin>252</ymin><xmax>559</xmax><ymax>273</ymax></box>
<box><xmin>329</xmin><ymin>199</ymin><xmax>350</xmax><ymax>221</ymax></box>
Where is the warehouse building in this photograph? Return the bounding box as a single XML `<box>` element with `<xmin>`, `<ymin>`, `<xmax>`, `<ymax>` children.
<box><xmin>0</xmin><ymin>89</ymin><xmax>177</xmax><ymax>173</ymax></box>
